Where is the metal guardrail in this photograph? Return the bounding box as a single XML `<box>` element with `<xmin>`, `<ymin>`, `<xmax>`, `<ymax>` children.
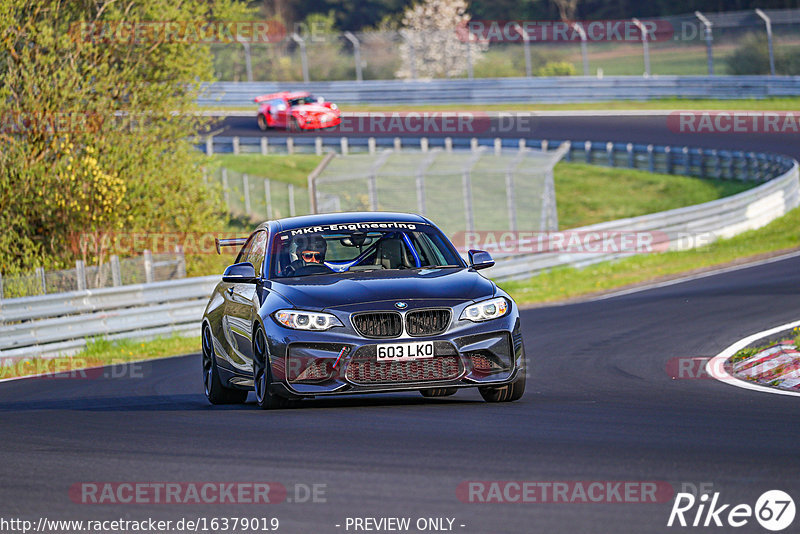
<box><xmin>3</xmin><ymin>138</ymin><xmax>798</xmax><ymax>361</ymax></box>
<box><xmin>197</xmin><ymin>76</ymin><xmax>800</xmax><ymax>106</ymax></box>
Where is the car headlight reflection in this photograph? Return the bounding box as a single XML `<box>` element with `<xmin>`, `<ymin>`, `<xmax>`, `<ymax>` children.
<box><xmin>460</xmin><ymin>297</ymin><xmax>509</xmax><ymax>322</ymax></box>
<box><xmin>274</xmin><ymin>309</ymin><xmax>343</xmax><ymax>331</ymax></box>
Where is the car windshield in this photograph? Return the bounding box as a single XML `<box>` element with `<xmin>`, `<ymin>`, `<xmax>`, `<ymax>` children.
<box><xmin>270</xmin><ymin>222</ymin><xmax>464</xmax><ymax>278</ymax></box>
<box><xmin>288</xmin><ymin>95</ymin><xmax>320</xmax><ymax>106</ymax></box>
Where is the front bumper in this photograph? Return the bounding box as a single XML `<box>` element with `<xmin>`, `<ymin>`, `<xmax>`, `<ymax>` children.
<box><xmin>265</xmin><ymin>308</ymin><xmax>524</xmax><ymax>397</ymax></box>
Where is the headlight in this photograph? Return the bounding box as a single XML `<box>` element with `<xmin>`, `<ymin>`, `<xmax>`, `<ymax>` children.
<box><xmin>460</xmin><ymin>297</ymin><xmax>509</xmax><ymax>322</ymax></box>
<box><xmin>330</xmin><ymin>103</ymin><xmax>338</xmax><ymax>110</ymax></box>
<box><xmin>274</xmin><ymin>309</ymin><xmax>342</xmax><ymax>331</ymax></box>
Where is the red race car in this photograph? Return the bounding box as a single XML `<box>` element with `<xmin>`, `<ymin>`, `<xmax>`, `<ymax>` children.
<box><xmin>254</xmin><ymin>91</ymin><xmax>341</xmax><ymax>132</ymax></box>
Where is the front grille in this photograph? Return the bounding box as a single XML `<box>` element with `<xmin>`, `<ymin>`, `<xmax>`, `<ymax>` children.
<box><xmin>345</xmin><ymin>341</ymin><xmax>463</xmax><ymax>385</ymax></box>
<box><xmin>352</xmin><ymin>312</ymin><xmax>402</xmax><ymax>338</ymax></box>
<box><xmin>406</xmin><ymin>308</ymin><xmax>451</xmax><ymax>336</ymax></box>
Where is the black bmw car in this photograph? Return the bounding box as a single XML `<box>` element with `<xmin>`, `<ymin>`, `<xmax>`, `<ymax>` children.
<box><xmin>202</xmin><ymin>212</ymin><xmax>526</xmax><ymax>409</ymax></box>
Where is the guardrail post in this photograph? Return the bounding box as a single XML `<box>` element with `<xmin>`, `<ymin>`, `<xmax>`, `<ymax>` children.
<box><xmin>288</xmin><ymin>185</ymin><xmax>296</xmax><ymax>216</ymax></box>
<box><xmin>111</xmin><ymin>255</ymin><xmax>121</xmax><ymax>286</ymax></box>
<box><xmin>627</xmin><ymin>143</ymin><xmax>635</xmax><ymax>168</ymax></box>
<box><xmin>264</xmin><ymin>179</ymin><xmax>273</xmax><ymax>219</ymax></box>
<box><xmin>286</xmin><ymin>137</ymin><xmax>294</xmax><ymax>155</ymax></box>
<box><xmin>647</xmin><ymin>144</ymin><xmax>655</xmax><ymax>173</ymax></box>
<box><xmin>607</xmin><ymin>142</ymin><xmax>615</xmax><ymax>167</ymax></box>
<box><xmin>232</xmin><ymin>136</ymin><xmax>240</xmax><ymax>155</ymax></box>
<box><xmin>541</xmin><ymin>140</ymin><xmax>549</xmax><ymax>152</ymax></box>
<box><xmin>368</xmin><ymin>137</ymin><xmax>376</xmax><ymax>155</ymax></box>
<box><xmin>315</xmin><ymin>137</ymin><xmax>323</xmax><ymax>156</ymax></box>
<box><xmin>494</xmin><ymin>138</ymin><xmax>502</xmax><ymax>156</ymax></box>
<box><xmin>340</xmin><ymin>137</ymin><xmax>349</xmax><ymax>156</ymax></box>
<box><xmin>518</xmin><ymin>139</ymin><xmax>526</xmax><ymax>151</ymax></box>
<box><xmin>695</xmin><ymin>12</ymin><xmax>714</xmax><ymax>75</ymax></box>
<box><xmin>726</xmin><ymin>152</ymin><xmax>735</xmax><ymax>180</ymax></box>
<box><xmin>712</xmin><ymin>149</ymin><xmax>721</xmax><ymax>178</ymax></box>
<box><xmin>470</xmin><ymin>138</ymin><xmax>478</xmax><ymax>152</ymax></box>
<box><xmin>243</xmin><ymin>174</ymin><xmax>251</xmax><ymax>214</ymax></box>
<box><xmin>584</xmin><ymin>141</ymin><xmax>592</xmax><ymax>164</ymax></box>
<box><xmin>698</xmin><ymin>148</ymin><xmax>706</xmax><ymax>177</ymax></box>
<box><xmin>420</xmin><ymin>137</ymin><xmax>428</xmax><ymax>152</ymax></box>
<box><xmin>565</xmin><ymin>141</ymin><xmax>572</xmax><ymax>162</ymax></box>
<box><xmin>748</xmin><ymin>153</ymin><xmax>759</xmax><ymax>181</ymax></box>
<box><xmin>394</xmin><ymin>137</ymin><xmax>402</xmax><ymax>151</ymax></box>
<box><xmin>368</xmin><ymin>175</ymin><xmax>378</xmax><ymax>211</ymax></box>
<box><xmin>221</xmin><ymin>168</ymin><xmax>230</xmax><ymax>211</ymax></box>
<box><xmin>205</xmin><ymin>136</ymin><xmax>214</xmax><ymax>156</ymax></box>
<box><xmin>143</xmin><ymin>250</ymin><xmax>154</xmax><ymax>284</ymax></box>
<box><xmin>38</xmin><ymin>266</ymin><xmax>48</xmax><ymax>294</ymax></box>
<box><xmin>260</xmin><ymin>137</ymin><xmax>268</xmax><ymax>155</ymax></box>
<box><xmin>415</xmin><ymin>172</ymin><xmax>426</xmax><ymax>215</ymax></box>
<box><xmin>445</xmin><ymin>137</ymin><xmax>453</xmax><ymax>153</ymax></box>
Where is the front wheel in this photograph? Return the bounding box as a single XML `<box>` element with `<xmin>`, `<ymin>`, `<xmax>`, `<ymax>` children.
<box><xmin>202</xmin><ymin>325</ymin><xmax>247</xmax><ymax>405</ymax></box>
<box><xmin>420</xmin><ymin>388</ymin><xmax>458</xmax><ymax>398</ymax></box>
<box><xmin>478</xmin><ymin>371</ymin><xmax>526</xmax><ymax>403</ymax></box>
<box><xmin>257</xmin><ymin>114</ymin><xmax>270</xmax><ymax>131</ymax></box>
<box><xmin>253</xmin><ymin>326</ymin><xmax>291</xmax><ymax>410</ymax></box>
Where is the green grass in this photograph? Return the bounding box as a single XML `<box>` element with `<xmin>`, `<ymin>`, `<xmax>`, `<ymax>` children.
<box><xmin>554</xmin><ymin>163</ymin><xmax>753</xmax><ymax>229</ymax></box>
<box><xmin>499</xmin><ymin>204</ymin><xmax>800</xmax><ymax>305</ymax></box>
<box><xmin>729</xmin><ymin>327</ymin><xmax>800</xmax><ymax>364</ymax></box>
<box><xmin>209</xmin><ymin>154</ymin><xmax>323</xmax><ymax>187</ymax></box>
<box><xmin>0</xmin><ymin>334</ymin><xmax>200</xmax><ymax>380</ymax></box>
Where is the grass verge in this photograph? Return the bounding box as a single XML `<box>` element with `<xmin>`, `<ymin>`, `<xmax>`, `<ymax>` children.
<box><xmin>499</xmin><ymin>205</ymin><xmax>800</xmax><ymax>306</ymax></box>
<box><xmin>0</xmin><ymin>334</ymin><xmax>200</xmax><ymax>380</ymax></box>
<box><xmin>729</xmin><ymin>327</ymin><xmax>800</xmax><ymax>364</ymax></box>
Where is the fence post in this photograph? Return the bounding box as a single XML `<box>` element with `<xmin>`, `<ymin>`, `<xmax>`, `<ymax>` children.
<box><xmin>368</xmin><ymin>137</ymin><xmax>376</xmax><ymax>155</ymax></box>
<box><xmin>143</xmin><ymin>250</ymin><xmax>154</xmax><ymax>284</ymax></box>
<box><xmin>632</xmin><ymin>18</ymin><xmax>651</xmax><ymax>76</ymax></box>
<box><xmin>415</xmin><ymin>172</ymin><xmax>426</xmax><ymax>215</ymax></box>
<box><xmin>541</xmin><ymin>139</ymin><xmax>549</xmax><ymax>152</ymax></box>
<box><xmin>585</xmin><ymin>141</ymin><xmax>592</xmax><ymax>164</ymax></box>
<box><xmin>368</xmin><ymin>175</ymin><xmax>378</xmax><ymax>211</ymax></box>
<box><xmin>393</xmin><ymin>137</ymin><xmax>402</xmax><ymax>151</ymax></box>
<box><xmin>232</xmin><ymin>136</ymin><xmax>240</xmax><ymax>155</ymax></box>
<box><xmin>175</xmin><ymin>246</ymin><xmax>186</xmax><ymax>278</ymax></box>
<box><xmin>243</xmin><ymin>174</ymin><xmax>251</xmax><ymax>214</ymax></box>
<box><xmin>712</xmin><ymin>149</ymin><xmax>721</xmax><ymax>178</ymax></box>
<box><xmin>205</xmin><ymin>136</ymin><xmax>214</xmax><ymax>156</ymax></box>
<box><xmin>260</xmin><ymin>137</ymin><xmax>268</xmax><ymax>155</ymax></box>
<box><xmin>264</xmin><ymin>179</ymin><xmax>273</xmax><ymax>219</ymax></box>
<box><xmin>665</xmin><ymin>146</ymin><xmax>672</xmax><ymax>174</ymax></box>
<box><xmin>519</xmin><ymin>138</ymin><xmax>526</xmax><ymax>151</ymax></box>
<box><xmin>110</xmin><ymin>255</ymin><xmax>121</xmax><ymax>286</ymax></box>
<box><xmin>343</xmin><ymin>31</ymin><xmax>363</xmax><ymax>82</ymax></box>
<box><xmin>241</xmin><ymin>41</ymin><xmax>253</xmax><ymax>82</ymax></box>
<box><xmin>682</xmin><ymin>147</ymin><xmax>690</xmax><ymax>175</ymax></box>
<box><xmin>647</xmin><ymin>144</ymin><xmax>655</xmax><ymax>173</ymax></box>
<box><xmin>627</xmin><ymin>143</ymin><xmax>635</xmax><ymax>168</ymax></box>
<box><xmin>420</xmin><ymin>137</ymin><xmax>428</xmax><ymax>152</ymax></box>
<box><xmin>755</xmin><ymin>9</ymin><xmax>776</xmax><ymax>76</ymax></box>
<box><xmin>286</xmin><ymin>137</ymin><xmax>294</xmax><ymax>155</ymax></box>
<box><xmin>340</xmin><ymin>137</ymin><xmax>349</xmax><ymax>156</ymax></box>
<box><xmin>288</xmin><ymin>184</ymin><xmax>296</xmax><ymax>217</ymax></box>
<box><xmin>445</xmin><ymin>137</ymin><xmax>453</xmax><ymax>153</ymax></box>
<box><xmin>505</xmin><ymin>171</ymin><xmax>517</xmax><ymax>232</ymax></box>
<box><xmin>462</xmin><ymin>171</ymin><xmax>474</xmax><ymax>233</ymax></box>
<box><xmin>470</xmin><ymin>138</ymin><xmax>478</xmax><ymax>152</ymax></box>
<box><xmin>695</xmin><ymin>12</ymin><xmax>714</xmax><ymax>75</ymax></box>
<box><xmin>222</xmin><ymin>168</ymin><xmax>230</xmax><ymax>211</ymax></box>
<box><xmin>74</xmin><ymin>261</ymin><xmax>85</xmax><ymax>291</ymax></box>
<box><xmin>315</xmin><ymin>137</ymin><xmax>323</xmax><ymax>156</ymax></box>
<box><xmin>572</xmin><ymin>22</ymin><xmax>590</xmax><ymax>76</ymax></box>
<box><xmin>494</xmin><ymin>138</ymin><xmax>502</xmax><ymax>156</ymax></box>
<box><xmin>38</xmin><ymin>266</ymin><xmax>48</xmax><ymax>294</ymax></box>
<box><xmin>291</xmin><ymin>33</ymin><xmax>310</xmax><ymax>82</ymax></box>
<box><xmin>698</xmin><ymin>148</ymin><xmax>706</xmax><ymax>177</ymax></box>
<box><xmin>607</xmin><ymin>142</ymin><xmax>615</xmax><ymax>167</ymax></box>
<box><xmin>512</xmin><ymin>23</ymin><xmax>532</xmax><ymax>77</ymax></box>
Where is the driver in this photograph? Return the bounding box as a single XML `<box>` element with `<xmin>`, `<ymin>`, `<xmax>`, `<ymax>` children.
<box><xmin>283</xmin><ymin>234</ymin><xmax>328</xmax><ymax>275</ymax></box>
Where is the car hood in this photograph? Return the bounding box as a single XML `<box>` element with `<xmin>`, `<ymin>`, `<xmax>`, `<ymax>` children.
<box><xmin>292</xmin><ymin>104</ymin><xmax>336</xmax><ymax>114</ymax></box>
<box><xmin>268</xmin><ymin>268</ymin><xmax>494</xmax><ymax>311</ymax></box>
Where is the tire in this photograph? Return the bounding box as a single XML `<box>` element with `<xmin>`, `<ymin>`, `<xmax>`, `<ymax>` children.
<box><xmin>202</xmin><ymin>325</ymin><xmax>247</xmax><ymax>405</ymax></box>
<box><xmin>253</xmin><ymin>326</ymin><xmax>291</xmax><ymax>410</ymax></box>
<box><xmin>257</xmin><ymin>113</ymin><xmax>269</xmax><ymax>131</ymax></box>
<box><xmin>287</xmin><ymin>117</ymin><xmax>301</xmax><ymax>133</ymax></box>
<box><xmin>478</xmin><ymin>371</ymin><xmax>526</xmax><ymax>403</ymax></box>
<box><xmin>420</xmin><ymin>388</ymin><xmax>458</xmax><ymax>398</ymax></box>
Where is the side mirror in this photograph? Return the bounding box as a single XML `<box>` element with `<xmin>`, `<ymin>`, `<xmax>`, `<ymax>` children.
<box><xmin>468</xmin><ymin>249</ymin><xmax>495</xmax><ymax>270</ymax></box>
<box><xmin>222</xmin><ymin>262</ymin><xmax>258</xmax><ymax>283</ymax></box>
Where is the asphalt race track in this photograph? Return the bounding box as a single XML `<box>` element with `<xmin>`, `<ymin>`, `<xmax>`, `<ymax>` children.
<box><xmin>1</xmin><ymin>115</ymin><xmax>799</xmax><ymax>533</ymax></box>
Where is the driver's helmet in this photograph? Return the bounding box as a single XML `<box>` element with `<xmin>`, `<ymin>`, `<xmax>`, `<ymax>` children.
<box><xmin>290</xmin><ymin>234</ymin><xmax>327</xmax><ymax>265</ymax></box>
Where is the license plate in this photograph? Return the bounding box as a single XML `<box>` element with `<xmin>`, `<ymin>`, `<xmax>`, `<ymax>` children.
<box><xmin>376</xmin><ymin>341</ymin><xmax>434</xmax><ymax>362</ymax></box>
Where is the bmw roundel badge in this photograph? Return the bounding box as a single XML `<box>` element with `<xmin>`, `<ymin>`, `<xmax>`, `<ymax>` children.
<box><xmin>395</xmin><ymin>302</ymin><xmax>408</xmax><ymax>309</ymax></box>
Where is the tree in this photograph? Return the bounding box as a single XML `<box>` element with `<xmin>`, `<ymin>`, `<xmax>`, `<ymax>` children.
<box><xmin>396</xmin><ymin>0</ymin><xmax>486</xmax><ymax>79</ymax></box>
<box><xmin>0</xmin><ymin>0</ymin><xmax>253</xmax><ymax>273</ymax></box>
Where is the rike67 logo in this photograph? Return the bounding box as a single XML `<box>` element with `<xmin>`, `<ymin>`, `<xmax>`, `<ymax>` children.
<box><xmin>668</xmin><ymin>490</ymin><xmax>795</xmax><ymax>531</ymax></box>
